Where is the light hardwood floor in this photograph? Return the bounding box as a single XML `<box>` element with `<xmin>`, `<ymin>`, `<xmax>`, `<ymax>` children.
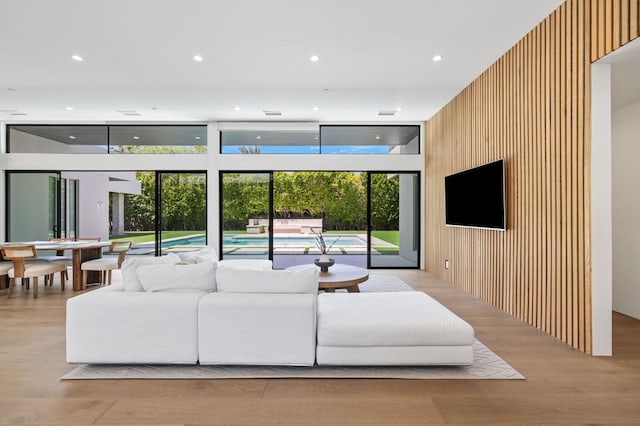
<box><xmin>1</xmin><ymin>270</ymin><xmax>639</xmax><ymax>425</ymax></box>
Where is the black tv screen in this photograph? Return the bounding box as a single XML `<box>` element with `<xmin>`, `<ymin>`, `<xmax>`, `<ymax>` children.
<box><xmin>445</xmin><ymin>159</ymin><xmax>506</xmax><ymax>230</ymax></box>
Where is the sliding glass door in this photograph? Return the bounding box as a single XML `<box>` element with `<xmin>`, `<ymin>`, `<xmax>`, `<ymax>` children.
<box><xmin>220</xmin><ymin>172</ymin><xmax>272</xmax><ymax>260</ymax></box>
<box><xmin>158</xmin><ymin>172</ymin><xmax>207</xmax><ymax>255</ymax></box>
<box><xmin>6</xmin><ymin>172</ymin><xmax>78</xmax><ymax>241</ymax></box>
<box><xmin>368</xmin><ymin>172</ymin><xmax>420</xmax><ymax>268</ymax></box>
<box><xmin>219</xmin><ymin>170</ymin><xmax>419</xmax><ymax>269</ymax></box>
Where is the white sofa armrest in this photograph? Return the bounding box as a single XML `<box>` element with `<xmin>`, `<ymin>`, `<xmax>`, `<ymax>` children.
<box><xmin>66</xmin><ymin>290</ymin><xmax>205</xmax><ymax>364</ymax></box>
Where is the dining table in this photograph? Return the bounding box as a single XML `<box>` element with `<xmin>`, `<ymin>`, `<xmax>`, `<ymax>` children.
<box><xmin>0</xmin><ymin>240</ymin><xmax>111</xmax><ymax>291</ymax></box>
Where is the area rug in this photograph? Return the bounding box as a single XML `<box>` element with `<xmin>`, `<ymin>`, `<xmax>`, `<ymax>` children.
<box><xmin>351</xmin><ymin>274</ymin><xmax>414</xmax><ymax>292</ymax></box>
<box><xmin>62</xmin><ymin>275</ymin><xmax>524</xmax><ymax>380</ymax></box>
<box><xmin>62</xmin><ymin>340</ymin><xmax>522</xmax><ymax>380</ymax></box>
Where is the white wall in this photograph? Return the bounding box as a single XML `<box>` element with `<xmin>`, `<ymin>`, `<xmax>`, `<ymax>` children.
<box><xmin>591</xmin><ymin>63</ymin><xmax>613</xmax><ymax>356</ymax></box>
<box><xmin>398</xmin><ymin>173</ymin><xmax>418</xmax><ymax>262</ymax></box>
<box><xmin>62</xmin><ymin>172</ymin><xmax>111</xmax><ymax>242</ymax></box>
<box><xmin>612</xmin><ymin>101</ymin><xmax>640</xmax><ymax>320</ymax></box>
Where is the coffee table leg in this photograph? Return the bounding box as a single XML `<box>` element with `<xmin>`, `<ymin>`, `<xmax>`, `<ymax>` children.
<box><xmin>347</xmin><ymin>285</ymin><xmax>360</xmax><ymax>293</ymax></box>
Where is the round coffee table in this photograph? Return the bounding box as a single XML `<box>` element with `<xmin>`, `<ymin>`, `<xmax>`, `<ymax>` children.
<box><xmin>287</xmin><ymin>263</ymin><xmax>369</xmax><ymax>292</ymax></box>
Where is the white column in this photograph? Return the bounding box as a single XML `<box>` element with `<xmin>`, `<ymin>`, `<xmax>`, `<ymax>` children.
<box><xmin>111</xmin><ymin>192</ymin><xmax>125</xmax><ymax>236</ymax></box>
<box><xmin>591</xmin><ymin>63</ymin><xmax>613</xmax><ymax>356</ymax></box>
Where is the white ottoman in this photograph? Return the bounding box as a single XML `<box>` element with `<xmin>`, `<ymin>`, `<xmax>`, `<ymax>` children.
<box><xmin>316</xmin><ymin>292</ymin><xmax>475</xmax><ymax>366</ymax></box>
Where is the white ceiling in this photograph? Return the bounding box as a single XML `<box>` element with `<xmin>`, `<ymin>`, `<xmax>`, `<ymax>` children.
<box><xmin>0</xmin><ymin>0</ymin><xmax>563</xmax><ymax>123</ymax></box>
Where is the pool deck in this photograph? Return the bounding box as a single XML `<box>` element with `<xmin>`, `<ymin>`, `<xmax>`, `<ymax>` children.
<box><xmin>126</xmin><ymin>232</ymin><xmax>397</xmax><ymax>257</ymax></box>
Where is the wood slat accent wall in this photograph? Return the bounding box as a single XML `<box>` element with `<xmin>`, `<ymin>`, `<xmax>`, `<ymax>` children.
<box><xmin>424</xmin><ymin>0</ymin><xmax>640</xmax><ymax>353</ymax></box>
<box><xmin>591</xmin><ymin>0</ymin><xmax>640</xmax><ymax>60</ymax></box>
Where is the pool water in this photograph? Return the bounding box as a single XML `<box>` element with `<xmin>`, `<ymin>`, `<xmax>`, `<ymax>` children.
<box><xmin>161</xmin><ymin>234</ymin><xmax>366</xmax><ymax>248</ymax></box>
<box><xmin>223</xmin><ymin>235</ymin><xmax>366</xmax><ymax>247</ymax></box>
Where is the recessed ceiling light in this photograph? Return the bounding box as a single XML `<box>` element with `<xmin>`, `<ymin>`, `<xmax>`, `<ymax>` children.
<box><xmin>71</xmin><ymin>55</ymin><xmax>83</xmax><ymax>62</ymax></box>
<box><xmin>256</xmin><ymin>135</ymin><xmax>262</xmax><ymax>140</ymax></box>
<box><xmin>312</xmin><ymin>106</ymin><xmax>319</xmax><ymax>111</ymax></box>
<box><xmin>69</xmin><ymin>135</ymin><xmax>76</xmax><ymax>139</ymax></box>
<box><xmin>310</xmin><ymin>55</ymin><xmax>319</xmax><ymax>62</ymax></box>
<box><xmin>314</xmin><ymin>135</ymin><xmax>319</xmax><ymax>140</ymax></box>
<box><xmin>234</xmin><ymin>106</ymin><xmax>241</xmax><ymax>111</ymax></box>
<box><xmin>65</xmin><ymin>106</ymin><xmax>74</xmax><ymax>111</ymax></box>
<box><xmin>133</xmin><ymin>136</ymin><xmax>140</xmax><ymax>140</ymax></box>
<box><xmin>432</xmin><ymin>54</ymin><xmax>443</xmax><ymax>62</ymax></box>
<box><xmin>395</xmin><ymin>107</ymin><xmax>402</xmax><ymax>112</ymax></box>
<box><xmin>375</xmin><ymin>135</ymin><xmax>381</xmax><ymax>140</ymax></box>
<box><xmin>195</xmin><ymin>136</ymin><xmax>201</xmax><ymax>140</ymax></box>
<box><xmin>193</xmin><ymin>55</ymin><xmax>203</xmax><ymax>62</ymax></box>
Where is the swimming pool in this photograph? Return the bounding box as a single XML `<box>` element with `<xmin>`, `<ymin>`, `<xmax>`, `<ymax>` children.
<box><xmin>223</xmin><ymin>235</ymin><xmax>366</xmax><ymax>247</ymax></box>
<box><xmin>161</xmin><ymin>235</ymin><xmax>206</xmax><ymax>247</ymax></box>
<box><xmin>161</xmin><ymin>234</ymin><xmax>367</xmax><ymax>248</ymax></box>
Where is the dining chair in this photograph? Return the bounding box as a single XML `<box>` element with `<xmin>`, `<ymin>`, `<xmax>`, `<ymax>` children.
<box><xmin>1</xmin><ymin>261</ymin><xmax>13</xmax><ymax>293</ymax></box>
<box><xmin>81</xmin><ymin>241</ymin><xmax>132</xmax><ymax>287</ymax></box>
<box><xmin>1</xmin><ymin>245</ymin><xmax>67</xmax><ymax>299</ymax></box>
<box><xmin>39</xmin><ymin>237</ymin><xmax>101</xmax><ymax>285</ymax></box>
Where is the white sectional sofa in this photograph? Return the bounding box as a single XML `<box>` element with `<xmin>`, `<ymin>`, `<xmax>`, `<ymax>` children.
<box><xmin>66</xmin><ymin>252</ymin><xmax>475</xmax><ymax>366</ymax></box>
<box><xmin>316</xmin><ymin>292</ymin><xmax>475</xmax><ymax>365</ymax></box>
<box><xmin>198</xmin><ymin>267</ymin><xmax>318</xmax><ymax>366</ymax></box>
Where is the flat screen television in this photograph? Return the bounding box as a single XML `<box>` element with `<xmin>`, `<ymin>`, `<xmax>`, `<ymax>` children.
<box><xmin>444</xmin><ymin>159</ymin><xmax>506</xmax><ymax>230</ymax></box>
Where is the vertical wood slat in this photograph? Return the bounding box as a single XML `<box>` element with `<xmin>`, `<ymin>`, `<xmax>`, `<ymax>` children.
<box><xmin>423</xmin><ymin>0</ymin><xmax>640</xmax><ymax>353</ymax></box>
<box><xmin>631</xmin><ymin>0</ymin><xmax>639</xmax><ymax>38</ymax></box>
<box><xmin>621</xmin><ymin>0</ymin><xmax>630</xmax><ymax>43</ymax></box>
<box><xmin>591</xmin><ymin>0</ymin><xmax>640</xmax><ymax>60</ymax></box>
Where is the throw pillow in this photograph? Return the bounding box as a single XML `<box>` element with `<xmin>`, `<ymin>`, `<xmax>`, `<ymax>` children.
<box><xmin>217</xmin><ymin>259</ymin><xmax>273</xmax><ymax>271</ymax></box>
<box><xmin>216</xmin><ymin>265</ymin><xmax>318</xmax><ymax>294</ymax></box>
<box><xmin>176</xmin><ymin>246</ymin><xmax>219</xmax><ymax>264</ymax></box>
<box><xmin>121</xmin><ymin>253</ymin><xmax>181</xmax><ymax>291</ymax></box>
<box><xmin>137</xmin><ymin>262</ymin><xmax>217</xmax><ymax>292</ymax></box>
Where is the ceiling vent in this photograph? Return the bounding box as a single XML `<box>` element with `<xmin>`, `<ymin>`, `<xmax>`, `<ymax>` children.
<box><xmin>117</xmin><ymin>110</ymin><xmax>142</xmax><ymax>116</ymax></box>
<box><xmin>378</xmin><ymin>110</ymin><xmax>396</xmax><ymax>116</ymax></box>
<box><xmin>263</xmin><ymin>110</ymin><xmax>282</xmax><ymax>116</ymax></box>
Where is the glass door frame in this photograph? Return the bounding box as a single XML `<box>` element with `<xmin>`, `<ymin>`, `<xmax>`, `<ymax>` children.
<box><xmin>154</xmin><ymin>170</ymin><xmax>208</xmax><ymax>256</ymax></box>
<box><xmin>219</xmin><ymin>171</ymin><xmax>274</xmax><ymax>262</ymax></box>
<box><xmin>366</xmin><ymin>170</ymin><xmax>421</xmax><ymax>269</ymax></box>
<box><xmin>218</xmin><ymin>170</ymin><xmax>420</xmax><ymax>269</ymax></box>
<box><xmin>5</xmin><ymin>170</ymin><xmax>66</xmax><ymax>241</ymax></box>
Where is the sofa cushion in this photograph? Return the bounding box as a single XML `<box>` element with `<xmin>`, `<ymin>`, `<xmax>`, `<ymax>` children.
<box><xmin>121</xmin><ymin>253</ymin><xmax>181</xmax><ymax>291</ymax></box>
<box><xmin>137</xmin><ymin>261</ymin><xmax>217</xmax><ymax>292</ymax></box>
<box><xmin>217</xmin><ymin>259</ymin><xmax>272</xmax><ymax>271</ymax></box>
<box><xmin>317</xmin><ymin>292</ymin><xmax>475</xmax><ymax>347</ymax></box>
<box><xmin>176</xmin><ymin>246</ymin><xmax>218</xmax><ymax>264</ymax></box>
<box><xmin>216</xmin><ymin>265</ymin><xmax>318</xmax><ymax>294</ymax></box>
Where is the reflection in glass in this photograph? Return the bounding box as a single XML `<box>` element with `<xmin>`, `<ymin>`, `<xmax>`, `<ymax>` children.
<box><xmin>8</xmin><ymin>125</ymin><xmax>108</xmax><ymax>153</ymax></box>
<box><xmin>320</xmin><ymin>125</ymin><xmax>420</xmax><ymax>154</ymax></box>
<box><xmin>369</xmin><ymin>172</ymin><xmax>420</xmax><ymax>268</ymax></box>
<box><xmin>221</xmin><ymin>130</ymin><xmax>319</xmax><ymax>154</ymax></box>
<box><xmin>109</xmin><ymin>126</ymin><xmax>207</xmax><ymax>154</ymax></box>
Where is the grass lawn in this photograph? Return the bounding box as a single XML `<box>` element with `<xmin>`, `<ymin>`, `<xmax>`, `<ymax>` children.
<box><xmin>371</xmin><ymin>230</ymin><xmax>399</xmax><ymax>246</ymax></box>
<box><xmin>111</xmin><ymin>230</ymin><xmax>204</xmax><ymax>244</ymax></box>
<box><xmin>373</xmin><ymin>247</ymin><xmax>400</xmax><ymax>255</ymax></box>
